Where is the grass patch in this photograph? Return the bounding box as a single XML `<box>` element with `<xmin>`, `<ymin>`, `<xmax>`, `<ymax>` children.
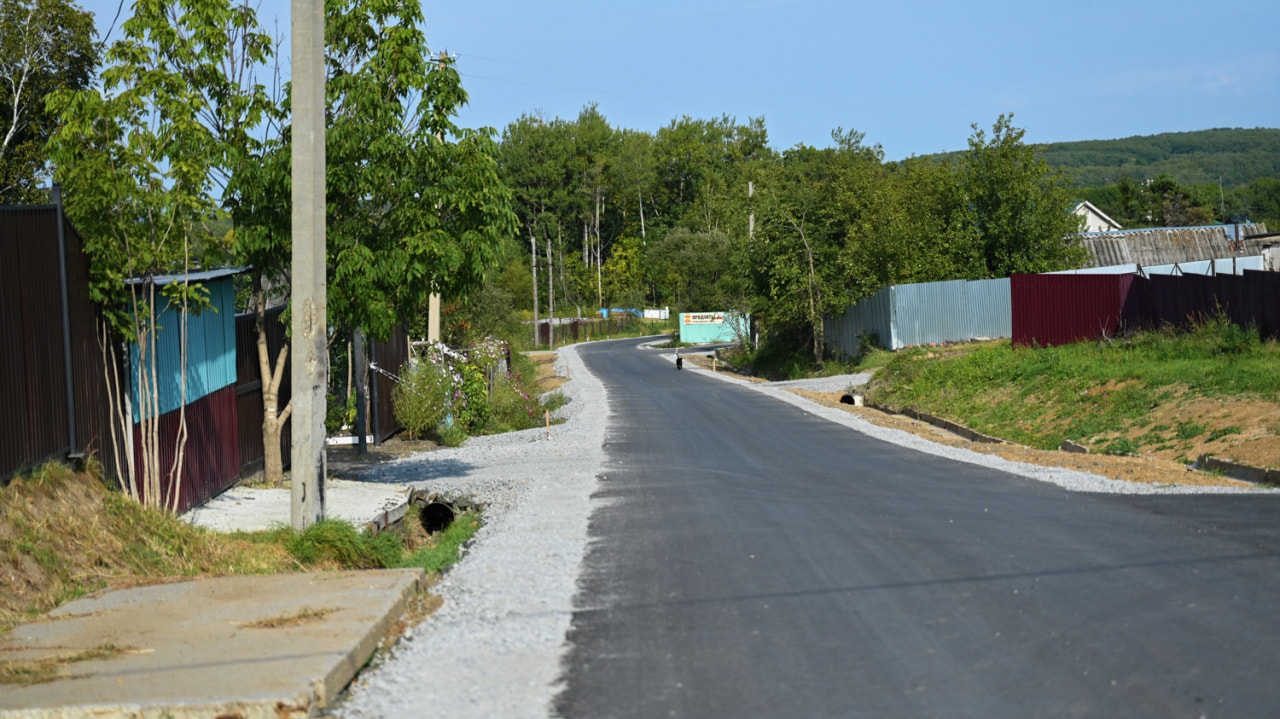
<box><xmin>863</xmin><ymin>321</ymin><xmax>1280</xmax><ymax>451</ymax></box>
<box><xmin>1207</xmin><ymin>426</ymin><xmax>1242</xmax><ymax>442</ymax></box>
<box><xmin>403</xmin><ymin>510</ymin><xmax>481</xmax><ymax>574</ymax></box>
<box><xmin>1175</xmin><ymin>421</ymin><xmax>1207</xmax><ymax>440</ymax></box>
<box><xmin>1103</xmin><ymin>437</ymin><xmax>1139</xmax><ymax>456</ymax></box>
<box><xmin>1</xmin><ymin>462</ymin><xmax>484</xmax><ymax>633</ymax></box>
<box><xmin>0</xmin><ymin>643</ymin><xmax>127</xmax><ymax>686</ymax></box>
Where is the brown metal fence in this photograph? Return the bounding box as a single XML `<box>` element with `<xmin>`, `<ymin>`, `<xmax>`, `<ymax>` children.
<box><xmin>370</xmin><ymin>328</ymin><xmax>408</xmax><ymax>444</ymax></box>
<box><xmin>0</xmin><ymin>202</ymin><xmax>117</xmax><ymax>483</ymax></box>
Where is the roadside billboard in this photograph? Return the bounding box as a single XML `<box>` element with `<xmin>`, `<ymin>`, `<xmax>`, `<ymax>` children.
<box><xmin>679</xmin><ymin>311</ymin><xmax>749</xmax><ymax>344</ymax></box>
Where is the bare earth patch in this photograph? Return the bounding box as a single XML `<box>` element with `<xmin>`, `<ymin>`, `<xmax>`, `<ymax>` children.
<box><xmin>789</xmin><ymin>390</ymin><xmax>1262</xmax><ymax>489</ymax></box>
<box><xmin>528</xmin><ymin>351</ymin><xmax>568</xmax><ymax>391</ymax></box>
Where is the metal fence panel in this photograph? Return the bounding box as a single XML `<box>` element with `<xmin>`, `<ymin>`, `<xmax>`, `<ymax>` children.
<box><xmin>892</xmin><ymin>280</ymin><xmax>971</xmax><ymax>347</ymax></box>
<box><xmin>824</xmin><ymin>286</ymin><xmax>893</xmax><ymax>354</ymax></box>
<box><xmin>1</xmin><ymin>207</ymin><xmax>70</xmax><ymax>477</ymax></box>
<box><xmin>826</xmin><ymin>277</ymin><xmax>1013</xmax><ymax>355</ymax></box>
<box><xmin>1011</xmin><ymin>274</ymin><xmax>1135</xmax><ymax>347</ymax></box>
<box><xmin>966</xmin><ymin>278</ymin><xmax>1012</xmax><ymax>339</ymax></box>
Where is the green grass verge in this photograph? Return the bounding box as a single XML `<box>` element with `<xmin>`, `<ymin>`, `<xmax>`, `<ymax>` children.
<box><xmin>864</xmin><ymin>320</ymin><xmax>1280</xmax><ymax>450</ymax></box>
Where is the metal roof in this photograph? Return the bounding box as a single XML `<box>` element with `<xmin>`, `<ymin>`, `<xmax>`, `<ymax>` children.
<box><xmin>124</xmin><ymin>266</ymin><xmax>250</xmax><ymax>286</ymax></box>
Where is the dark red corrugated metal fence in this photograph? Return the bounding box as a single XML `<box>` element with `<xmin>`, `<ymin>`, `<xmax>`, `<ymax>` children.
<box><xmin>1014</xmin><ymin>270</ymin><xmax>1280</xmax><ymax>348</ymax></box>
<box><xmin>1012</xmin><ymin>274</ymin><xmax>1137</xmax><ymax>347</ymax></box>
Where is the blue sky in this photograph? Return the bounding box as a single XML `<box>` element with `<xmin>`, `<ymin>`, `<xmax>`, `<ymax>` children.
<box><xmin>81</xmin><ymin>0</ymin><xmax>1280</xmax><ymax>161</ymax></box>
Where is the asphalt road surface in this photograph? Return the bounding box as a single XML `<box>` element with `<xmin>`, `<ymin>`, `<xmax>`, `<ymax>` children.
<box><xmin>554</xmin><ymin>338</ymin><xmax>1280</xmax><ymax>718</ymax></box>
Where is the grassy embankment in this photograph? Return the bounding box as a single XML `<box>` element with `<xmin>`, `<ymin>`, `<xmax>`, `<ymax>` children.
<box><xmin>862</xmin><ymin>318</ymin><xmax>1280</xmax><ymax>464</ymax></box>
<box><xmin>0</xmin><ymin>462</ymin><xmax>480</xmax><ymax>637</ymax></box>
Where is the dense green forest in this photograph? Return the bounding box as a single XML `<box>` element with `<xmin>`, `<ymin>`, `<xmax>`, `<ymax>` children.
<box><xmin>1036</xmin><ymin>128</ymin><xmax>1280</xmax><ymax>189</ymax></box>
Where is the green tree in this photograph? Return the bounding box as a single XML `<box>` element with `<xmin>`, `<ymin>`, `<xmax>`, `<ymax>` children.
<box><xmin>1239</xmin><ymin>177</ymin><xmax>1280</xmax><ymax>227</ymax></box>
<box><xmin>749</xmin><ymin>134</ymin><xmax>879</xmax><ymax>365</ymax></box>
<box><xmin>323</xmin><ymin>0</ymin><xmax>516</xmax><ymax>343</ymax></box>
<box><xmin>959</xmin><ymin>114</ymin><xmax>1086</xmax><ymax>276</ymax></box>
<box><xmin>645</xmin><ymin>227</ymin><xmax>743</xmax><ymax>311</ymax></box>
<box><xmin>47</xmin><ymin>0</ymin><xmax>230</xmax><ymax>510</ymax></box>
<box><xmin>0</xmin><ymin>0</ymin><xmax>97</xmax><ymax>203</ymax></box>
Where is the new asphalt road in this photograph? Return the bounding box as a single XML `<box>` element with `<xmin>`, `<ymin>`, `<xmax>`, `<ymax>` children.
<box><xmin>554</xmin><ymin>338</ymin><xmax>1280</xmax><ymax>718</ymax></box>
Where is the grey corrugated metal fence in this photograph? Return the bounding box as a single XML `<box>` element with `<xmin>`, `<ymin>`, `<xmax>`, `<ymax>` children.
<box><xmin>824</xmin><ymin>278</ymin><xmax>1011</xmax><ymax>355</ymax></box>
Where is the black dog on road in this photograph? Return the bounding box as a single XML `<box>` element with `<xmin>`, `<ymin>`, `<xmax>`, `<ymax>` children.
<box><xmin>675</xmin><ymin>350</ymin><xmax>683</xmax><ymax>370</ymax></box>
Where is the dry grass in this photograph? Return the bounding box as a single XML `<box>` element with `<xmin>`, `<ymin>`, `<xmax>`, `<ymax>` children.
<box><xmin>0</xmin><ymin>466</ymin><xmax>294</xmax><ymax>633</ymax></box>
<box><xmin>0</xmin><ymin>643</ymin><xmax>127</xmax><ymax>686</ymax></box>
<box><xmin>240</xmin><ymin>606</ymin><xmax>337</xmax><ymax>629</ymax></box>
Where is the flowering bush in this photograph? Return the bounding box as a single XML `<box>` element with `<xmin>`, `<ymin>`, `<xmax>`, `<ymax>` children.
<box><xmin>452</xmin><ymin>361</ymin><xmax>491</xmax><ymax>432</ymax></box>
<box><xmin>392</xmin><ymin>359</ymin><xmax>451</xmax><ymax>440</ymax></box>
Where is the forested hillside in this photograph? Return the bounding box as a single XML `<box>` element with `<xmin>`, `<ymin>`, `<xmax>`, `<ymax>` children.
<box><xmin>1036</xmin><ymin>128</ymin><xmax>1280</xmax><ymax>189</ymax></box>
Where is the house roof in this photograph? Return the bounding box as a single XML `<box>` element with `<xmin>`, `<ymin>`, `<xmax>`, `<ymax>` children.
<box><xmin>125</xmin><ymin>266</ymin><xmax>250</xmax><ymax>287</ymax></box>
<box><xmin>1073</xmin><ymin>200</ymin><xmax>1121</xmax><ymax>231</ymax></box>
<box><xmin>1077</xmin><ymin>223</ymin><xmax>1269</xmax><ymax>267</ymax></box>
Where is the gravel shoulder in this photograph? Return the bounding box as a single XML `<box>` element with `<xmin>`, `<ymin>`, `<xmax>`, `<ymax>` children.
<box><xmin>334</xmin><ymin>341</ymin><xmax>609</xmax><ymax>719</ymax></box>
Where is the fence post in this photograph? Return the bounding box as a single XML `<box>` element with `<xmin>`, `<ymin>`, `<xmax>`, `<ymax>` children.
<box><xmin>370</xmin><ymin>339</ymin><xmax>382</xmax><ymax>446</ymax></box>
<box><xmin>52</xmin><ymin>182</ymin><xmax>77</xmax><ymax>456</ymax></box>
<box><xmin>353</xmin><ymin>328</ymin><xmax>367</xmax><ymax>455</ymax></box>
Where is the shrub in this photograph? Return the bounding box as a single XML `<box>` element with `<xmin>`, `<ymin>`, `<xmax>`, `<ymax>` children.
<box><xmin>452</xmin><ymin>362</ymin><xmax>491</xmax><ymax>432</ymax></box>
<box><xmin>393</xmin><ymin>360</ymin><xmax>452</xmax><ymax>440</ymax></box>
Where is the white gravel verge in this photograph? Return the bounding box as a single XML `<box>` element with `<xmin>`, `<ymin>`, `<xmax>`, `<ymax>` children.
<box><xmin>335</xmin><ymin>342</ymin><xmax>609</xmax><ymax>719</ymax></box>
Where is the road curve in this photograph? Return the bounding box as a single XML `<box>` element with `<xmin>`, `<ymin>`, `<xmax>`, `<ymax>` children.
<box><xmin>554</xmin><ymin>337</ymin><xmax>1280</xmax><ymax>718</ymax></box>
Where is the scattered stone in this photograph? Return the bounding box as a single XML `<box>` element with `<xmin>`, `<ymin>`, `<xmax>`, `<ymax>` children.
<box><xmin>1060</xmin><ymin>440</ymin><xmax>1089</xmax><ymax>454</ymax></box>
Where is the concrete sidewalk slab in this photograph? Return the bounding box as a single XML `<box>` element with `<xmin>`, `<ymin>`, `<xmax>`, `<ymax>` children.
<box><xmin>0</xmin><ymin>569</ymin><xmax>424</xmax><ymax>718</ymax></box>
<box><xmin>183</xmin><ymin>479</ymin><xmax>409</xmax><ymax>533</ymax></box>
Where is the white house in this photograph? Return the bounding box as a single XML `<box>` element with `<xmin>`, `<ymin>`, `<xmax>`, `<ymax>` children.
<box><xmin>1073</xmin><ymin>200</ymin><xmax>1122</xmax><ymax>233</ymax></box>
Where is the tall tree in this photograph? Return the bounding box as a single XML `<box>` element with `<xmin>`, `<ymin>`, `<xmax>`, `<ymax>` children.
<box><xmin>959</xmin><ymin>114</ymin><xmax>1086</xmax><ymax>276</ymax></box>
<box><xmin>323</xmin><ymin>0</ymin><xmax>516</xmax><ymax>342</ymax></box>
<box><xmin>0</xmin><ymin>0</ymin><xmax>97</xmax><ymax>202</ymax></box>
<box><xmin>748</xmin><ymin>133</ymin><xmax>879</xmax><ymax>365</ymax></box>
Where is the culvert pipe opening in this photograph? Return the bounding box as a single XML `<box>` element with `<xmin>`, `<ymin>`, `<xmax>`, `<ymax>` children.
<box><xmin>419</xmin><ymin>501</ymin><xmax>457</xmax><ymax>534</ymax></box>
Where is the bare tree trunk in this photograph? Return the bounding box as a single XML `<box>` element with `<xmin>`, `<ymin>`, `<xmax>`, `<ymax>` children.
<box><xmin>799</xmin><ymin>232</ymin><xmax>822</xmax><ymax>367</ymax></box>
<box><xmin>167</xmin><ymin>270</ymin><xmax>191</xmax><ymax>514</ymax></box>
<box><xmin>595</xmin><ymin>191</ymin><xmax>603</xmax><ymax>308</ymax></box>
<box><xmin>254</xmin><ymin>274</ymin><xmax>291</xmax><ymax>486</ymax></box>
<box><xmin>98</xmin><ymin>317</ymin><xmax>136</xmax><ymax>499</ymax></box>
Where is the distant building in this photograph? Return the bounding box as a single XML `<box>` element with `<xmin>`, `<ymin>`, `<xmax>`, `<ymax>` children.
<box><xmin>1076</xmin><ymin>222</ymin><xmax>1270</xmax><ymax>268</ymax></box>
<box><xmin>1073</xmin><ymin>200</ymin><xmax>1122</xmax><ymax>233</ymax></box>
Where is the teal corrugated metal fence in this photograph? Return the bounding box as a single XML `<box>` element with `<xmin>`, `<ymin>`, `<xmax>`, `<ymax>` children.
<box><xmin>131</xmin><ymin>276</ymin><xmax>238</xmax><ymax>421</ymax></box>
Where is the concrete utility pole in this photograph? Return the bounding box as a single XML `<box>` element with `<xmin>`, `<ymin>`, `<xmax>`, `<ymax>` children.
<box><xmin>530</xmin><ymin>234</ymin><xmax>540</xmax><ymax>348</ymax></box>
<box><xmin>290</xmin><ymin>0</ymin><xmax>326</xmax><ymax>530</ymax></box>
<box><xmin>547</xmin><ymin>239</ymin><xmax>554</xmax><ymax>347</ymax></box>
